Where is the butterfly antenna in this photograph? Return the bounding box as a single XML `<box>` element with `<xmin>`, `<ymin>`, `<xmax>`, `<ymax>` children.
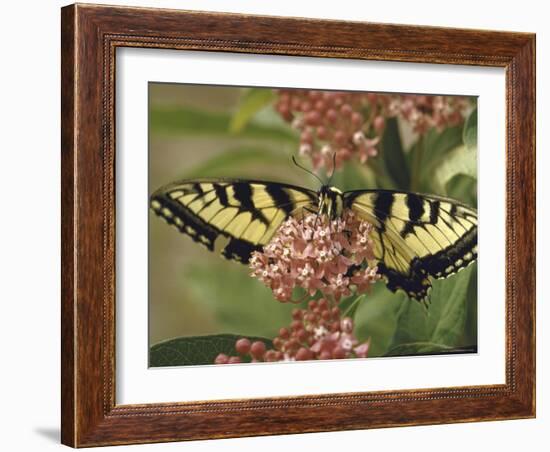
<box><xmin>327</xmin><ymin>152</ymin><xmax>337</xmax><ymax>186</ymax></box>
<box><xmin>292</xmin><ymin>156</ymin><xmax>324</xmax><ymax>185</ymax></box>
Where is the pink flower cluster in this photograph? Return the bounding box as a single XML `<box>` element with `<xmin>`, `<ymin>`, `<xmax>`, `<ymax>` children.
<box><xmin>388</xmin><ymin>94</ymin><xmax>469</xmax><ymax>135</ymax></box>
<box><xmin>274</xmin><ymin>89</ymin><xmax>471</xmax><ymax>171</ymax></box>
<box><xmin>249</xmin><ymin>211</ymin><xmax>380</xmax><ymax>303</ymax></box>
<box><xmin>275</xmin><ymin>89</ymin><xmax>383</xmax><ymax>171</ymax></box>
<box><xmin>214</xmin><ymin>300</ymin><xmax>370</xmax><ymax>364</ymax></box>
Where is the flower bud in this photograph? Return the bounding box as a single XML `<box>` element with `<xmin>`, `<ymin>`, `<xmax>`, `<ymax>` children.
<box><xmin>215</xmin><ymin>353</ymin><xmax>229</xmax><ymax>364</ymax></box>
<box><xmin>250</xmin><ymin>341</ymin><xmax>266</xmax><ymax>359</ymax></box>
<box><xmin>340</xmin><ymin>317</ymin><xmax>354</xmax><ymax>334</ymax></box>
<box><xmin>235</xmin><ymin>338</ymin><xmax>251</xmax><ymax>355</ymax></box>
<box><xmin>228</xmin><ymin>356</ymin><xmax>242</xmax><ymax>364</ymax></box>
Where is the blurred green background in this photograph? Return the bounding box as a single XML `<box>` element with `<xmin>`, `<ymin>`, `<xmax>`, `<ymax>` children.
<box><xmin>148</xmin><ymin>83</ymin><xmax>478</xmax><ymax>365</ymax></box>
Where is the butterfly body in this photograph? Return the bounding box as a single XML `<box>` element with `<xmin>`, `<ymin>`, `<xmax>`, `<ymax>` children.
<box><xmin>317</xmin><ymin>185</ymin><xmax>344</xmax><ymax>219</ymax></box>
<box><xmin>151</xmin><ymin>179</ymin><xmax>477</xmax><ymax>302</ymax></box>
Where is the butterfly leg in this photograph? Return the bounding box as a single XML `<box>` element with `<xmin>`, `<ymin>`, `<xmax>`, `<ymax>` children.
<box><xmin>301</xmin><ymin>206</ymin><xmax>317</xmax><ymax>221</ymax></box>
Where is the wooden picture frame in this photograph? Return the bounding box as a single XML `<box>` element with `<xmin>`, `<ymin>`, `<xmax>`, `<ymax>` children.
<box><xmin>61</xmin><ymin>3</ymin><xmax>535</xmax><ymax>447</ymax></box>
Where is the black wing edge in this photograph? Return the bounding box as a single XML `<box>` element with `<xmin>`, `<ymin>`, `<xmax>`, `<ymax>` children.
<box><xmin>378</xmin><ymin>262</ymin><xmax>433</xmax><ymax>304</ymax></box>
<box><xmin>150</xmin><ymin>189</ymin><xmax>263</xmax><ymax>263</ymax></box>
<box><xmin>344</xmin><ymin>189</ymin><xmax>477</xmax><ymax>304</ymax></box>
<box><xmin>377</xmin><ymin>224</ymin><xmax>476</xmax><ymax>304</ymax></box>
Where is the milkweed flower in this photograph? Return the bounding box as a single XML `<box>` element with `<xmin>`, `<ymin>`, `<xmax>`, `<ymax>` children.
<box><xmin>214</xmin><ymin>300</ymin><xmax>372</xmax><ymax>364</ymax></box>
<box><xmin>274</xmin><ymin>89</ymin><xmax>471</xmax><ymax>172</ymax></box>
<box><xmin>249</xmin><ymin>211</ymin><xmax>380</xmax><ymax>303</ymax></box>
<box><xmin>388</xmin><ymin>94</ymin><xmax>469</xmax><ymax>134</ymax></box>
<box><xmin>275</xmin><ymin>89</ymin><xmax>384</xmax><ymax>171</ymax></box>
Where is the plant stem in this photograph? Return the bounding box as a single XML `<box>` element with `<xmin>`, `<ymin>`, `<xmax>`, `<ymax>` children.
<box><xmin>411</xmin><ymin>135</ymin><xmax>425</xmax><ymax>191</ymax></box>
<box><xmin>342</xmin><ymin>294</ymin><xmax>365</xmax><ymax>319</ymax></box>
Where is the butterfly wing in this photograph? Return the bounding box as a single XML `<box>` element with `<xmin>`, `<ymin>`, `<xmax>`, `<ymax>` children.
<box><xmin>150</xmin><ymin>179</ymin><xmax>318</xmax><ymax>263</ymax></box>
<box><xmin>345</xmin><ymin>190</ymin><xmax>477</xmax><ymax>302</ymax></box>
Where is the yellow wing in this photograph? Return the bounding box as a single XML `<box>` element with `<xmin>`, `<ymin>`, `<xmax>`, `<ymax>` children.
<box><xmin>345</xmin><ymin>190</ymin><xmax>477</xmax><ymax>302</ymax></box>
<box><xmin>150</xmin><ymin>179</ymin><xmax>318</xmax><ymax>263</ymax></box>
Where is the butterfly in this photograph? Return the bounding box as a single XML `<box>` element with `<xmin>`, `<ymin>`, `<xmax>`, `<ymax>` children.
<box><xmin>150</xmin><ymin>178</ymin><xmax>477</xmax><ymax>303</ymax></box>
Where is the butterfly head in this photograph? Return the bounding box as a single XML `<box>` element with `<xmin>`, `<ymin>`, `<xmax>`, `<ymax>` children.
<box><xmin>290</xmin><ymin>155</ymin><xmax>344</xmax><ymax>219</ymax></box>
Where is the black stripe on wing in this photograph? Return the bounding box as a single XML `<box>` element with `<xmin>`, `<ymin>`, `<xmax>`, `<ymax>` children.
<box><xmin>150</xmin><ymin>179</ymin><xmax>318</xmax><ymax>264</ymax></box>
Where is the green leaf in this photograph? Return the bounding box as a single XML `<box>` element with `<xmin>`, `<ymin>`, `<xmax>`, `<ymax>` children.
<box><xmin>381</xmin><ymin>117</ymin><xmax>410</xmax><ymax>190</ymax></box>
<box><xmin>388</xmin><ymin>264</ymin><xmax>476</xmax><ymax>353</ymax></box>
<box><xmin>425</xmin><ymin>110</ymin><xmax>477</xmax><ymax>196</ymax></box>
<box><xmin>340</xmin><ymin>294</ymin><xmax>366</xmax><ymax>320</ymax></box>
<box><xmin>411</xmin><ymin>125</ymin><xmax>463</xmax><ymax>194</ymax></box>
<box><xmin>445</xmin><ymin>174</ymin><xmax>477</xmax><ymax>206</ymax></box>
<box><xmin>184</xmin><ymin>259</ymin><xmax>296</xmax><ymax>338</ymax></box>
<box><xmin>431</xmin><ymin>265</ymin><xmax>475</xmax><ymax>345</ymax></box>
<box><xmin>353</xmin><ymin>283</ymin><xmax>406</xmax><ymax>357</ymax></box>
<box><xmin>387</xmin><ymin>295</ymin><xmax>433</xmax><ymax>347</ymax></box>
<box><xmin>150</xmin><ymin>334</ymin><xmax>273</xmax><ymax>367</ymax></box>
<box><xmin>369</xmin><ymin>156</ymin><xmax>398</xmax><ymax>190</ymax></box>
<box><xmin>463</xmin><ymin>263</ymin><xmax>478</xmax><ymax>346</ymax></box>
<box><xmin>385</xmin><ymin>342</ymin><xmax>476</xmax><ymax>357</ymax></box>
<box><xmin>150</xmin><ymin>106</ymin><xmax>296</xmax><ymax>142</ymax></box>
<box><xmin>463</xmin><ymin>108</ymin><xmax>478</xmax><ymax>150</ymax></box>
<box><xmin>433</xmin><ymin>145</ymin><xmax>477</xmax><ymax>194</ymax></box>
<box><xmin>331</xmin><ymin>161</ymin><xmax>374</xmax><ymax>191</ymax></box>
<box><xmin>229</xmin><ymin>89</ymin><xmax>276</xmax><ymax>134</ymax></box>
<box><xmin>181</xmin><ymin>147</ymin><xmax>291</xmax><ymax>178</ymax></box>
<box><xmin>422</xmin><ymin>125</ymin><xmax>464</xmax><ymax>166</ymax></box>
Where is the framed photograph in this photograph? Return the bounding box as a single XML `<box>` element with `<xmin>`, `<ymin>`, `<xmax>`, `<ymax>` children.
<box><xmin>61</xmin><ymin>3</ymin><xmax>535</xmax><ymax>447</ymax></box>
